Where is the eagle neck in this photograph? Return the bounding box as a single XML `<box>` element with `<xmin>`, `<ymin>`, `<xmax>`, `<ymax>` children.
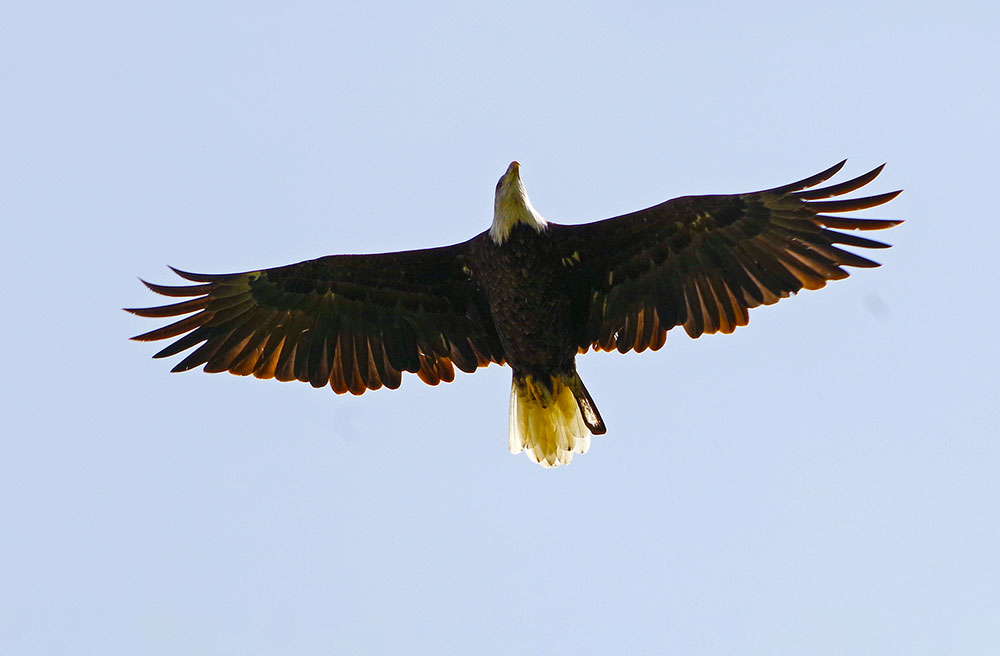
<box><xmin>490</xmin><ymin>183</ymin><xmax>548</xmax><ymax>245</ymax></box>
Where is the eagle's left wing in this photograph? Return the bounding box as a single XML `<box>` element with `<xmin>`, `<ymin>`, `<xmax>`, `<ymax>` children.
<box><xmin>552</xmin><ymin>161</ymin><xmax>902</xmax><ymax>354</ymax></box>
<box><xmin>127</xmin><ymin>241</ymin><xmax>505</xmax><ymax>395</ymax></box>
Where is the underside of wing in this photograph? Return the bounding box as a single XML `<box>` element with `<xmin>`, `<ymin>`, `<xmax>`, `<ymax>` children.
<box><xmin>126</xmin><ymin>243</ymin><xmax>505</xmax><ymax>395</ymax></box>
<box><xmin>559</xmin><ymin>161</ymin><xmax>902</xmax><ymax>354</ymax></box>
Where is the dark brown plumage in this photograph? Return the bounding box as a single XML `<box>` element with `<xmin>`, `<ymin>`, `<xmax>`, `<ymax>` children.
<box><xmin>128</xmin><ymin>160</ymin><xmax>901</xmax><ymax>466</ymax></box>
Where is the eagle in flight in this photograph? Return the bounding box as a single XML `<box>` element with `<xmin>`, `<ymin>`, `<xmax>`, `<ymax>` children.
<box><xmin>128</xmin><ymin>161</ymin><xmax>901</xmax><ymax>467</ymax></box>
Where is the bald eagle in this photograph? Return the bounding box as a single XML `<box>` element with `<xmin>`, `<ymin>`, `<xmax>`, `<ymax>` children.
<box><xmin>128</xmin><ymin>161</ymin><xmax>900</xmax><ymax>467</ymax></box>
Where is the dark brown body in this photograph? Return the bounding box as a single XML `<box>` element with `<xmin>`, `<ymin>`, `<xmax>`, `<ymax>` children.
<box><xmin>471</xmin><ymin>225</ymin><xmax>580</xmax><ymax>382</ymax></box>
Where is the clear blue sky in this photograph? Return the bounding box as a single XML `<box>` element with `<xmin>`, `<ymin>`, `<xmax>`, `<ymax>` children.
<box><xmin>3</xmin><ymin>1</ymin><xmax>998</xmax><ymax>654</ymax></box>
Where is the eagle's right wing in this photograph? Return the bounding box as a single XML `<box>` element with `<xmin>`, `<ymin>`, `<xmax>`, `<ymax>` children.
<box><xmin>554</xmin><ymin>161</ymin><xmax>902</xmax><ymax>354</ymax></box>
<box><xmin>127</xmin><ymin>242</ymin><xmax>505</xmax><ymax>395</ymax></box>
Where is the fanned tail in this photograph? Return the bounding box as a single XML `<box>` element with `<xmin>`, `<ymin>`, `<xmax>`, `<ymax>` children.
<box><xmin>508</xmin><ymin>372</ymin><xmax>606</xmax><ymax>468</ymax></box>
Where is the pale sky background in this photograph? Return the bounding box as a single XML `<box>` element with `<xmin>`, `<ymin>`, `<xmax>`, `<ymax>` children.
<box><xmin>3</xmin><ymin>1</ymin><xmax>998</xmax><ymax>654</ymax></box>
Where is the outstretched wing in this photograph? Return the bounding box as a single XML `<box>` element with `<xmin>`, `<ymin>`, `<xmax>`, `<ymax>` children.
<box><xmin>127</xmin><ymin>242</ymin><xmax>504</xmax><ymax>395</ymax></box>
<box><xmin>554</xmin><ymin>161</ymin><xmax>902</xmax><ymax>354</ymax></box>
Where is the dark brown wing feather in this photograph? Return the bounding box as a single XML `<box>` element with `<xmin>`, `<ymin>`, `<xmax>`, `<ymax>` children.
<box><xmin>552</xmin><ymin>161</ymin><xmax>902</xmax><ymax>354</ymax></box>
<box><xmin>126</xmin><ymin>240</ymin><xmax>505</xmax><ymax>395</ymax></box>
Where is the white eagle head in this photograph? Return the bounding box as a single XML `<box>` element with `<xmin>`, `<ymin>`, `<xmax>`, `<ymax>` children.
<box><xmin>490</xmin><ymin>161</ymin><xmax>548</xmax><ymax>245</ymax></box>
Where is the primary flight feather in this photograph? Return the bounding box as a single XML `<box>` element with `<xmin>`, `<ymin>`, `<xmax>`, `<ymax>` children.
<box><xmin>128</xmin><ymin>160</ymin><xmax>901</xmax><ymax>467</ymax></box>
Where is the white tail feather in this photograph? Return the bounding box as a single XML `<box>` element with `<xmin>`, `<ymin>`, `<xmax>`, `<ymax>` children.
<box><xmin>508</xmin><ymin>375</ymin><xmax>590</xmax><ymax>468</ymax></box>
